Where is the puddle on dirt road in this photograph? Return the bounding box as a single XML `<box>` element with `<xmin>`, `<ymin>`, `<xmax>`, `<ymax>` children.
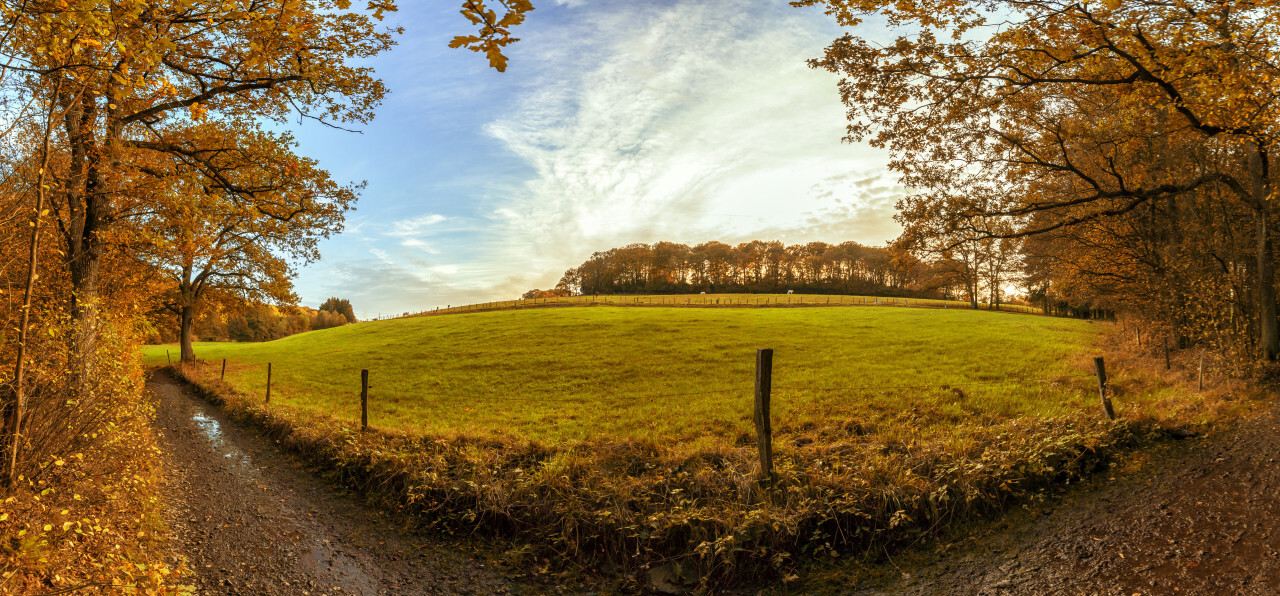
<box><xmin>298</xmin><ymin>546</ymin><xmax>378</xmax><ymax>592</ymax></box>
<box><xmin>190</xmin><ymin>411</ymin><xmax>224</xmax><ymax>446</ymax></box>
<box><xmin>189</xmin><ymin>410</ymin><xmax>254</xmax><ymax>470</ymax></box>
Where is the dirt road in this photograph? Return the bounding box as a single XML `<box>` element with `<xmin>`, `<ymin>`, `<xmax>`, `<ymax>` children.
<box><xmin>853</xmin><ymin>407</ymin><xmax>1280</xmax><ymax>595</ymax></box>
<box><xmin>151</xmin><ymin>370</ymin><xmax>523</xmax><ymax>595</ymax></box>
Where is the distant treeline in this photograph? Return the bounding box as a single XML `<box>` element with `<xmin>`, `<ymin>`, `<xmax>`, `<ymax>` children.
<box><xmin>554</xmin><ymin>240</ymin><xmax>960</xmax><ymax>298</ymax></box>
<box><xmin>148</xmin><ymin>298</ymin><xmax>358</xmax><ymax>344</ymax></box>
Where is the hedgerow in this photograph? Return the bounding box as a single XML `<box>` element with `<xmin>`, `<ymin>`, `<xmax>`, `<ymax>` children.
<box><xmin>0</xmin><ymin>317</ymin><xmax>186</xmax><ymax>594</ymax></box>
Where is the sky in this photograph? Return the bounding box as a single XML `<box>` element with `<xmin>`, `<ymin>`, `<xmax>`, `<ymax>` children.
<box><xmin>288</xmin><ymin>0</ymin><xmax>903</xmax><ymax>319</ymax></box>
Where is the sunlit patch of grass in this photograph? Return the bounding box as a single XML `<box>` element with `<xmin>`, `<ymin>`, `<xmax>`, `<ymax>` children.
<box><xmin>393</xmin><ymin>292</ymin><xmax>1042</xmax><ymax>317</ymax></box>
<box><xmin>146</xmin><ymin>305</ymin><xmax>1105</xmax><ymax>450</ymax></box>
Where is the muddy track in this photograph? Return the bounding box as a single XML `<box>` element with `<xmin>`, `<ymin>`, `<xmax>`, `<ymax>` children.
<box><xmin>851</xmin><ymin>406</ymin><xmax>1280</xmax><ymax>595</ymax></box>
<box><xmin>150</xmin><ymin>369</ymin><xmax>530</xmax><ymax>595</ymax></box>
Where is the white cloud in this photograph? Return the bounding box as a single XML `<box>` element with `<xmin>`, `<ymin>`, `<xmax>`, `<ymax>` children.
<box><xmin>387</xmin><ymin>213</ymin><xmax>447</xmax><ymax>237</ymax></box>
<box><xmin>296</xmin><ymin>0</ymin><xmax>901</xmax><ymax>313</ymax></box>
<box><xmin>476</xmin><ymin>0</ymin><xmax>897</xmax><ymax>294</ymax></box>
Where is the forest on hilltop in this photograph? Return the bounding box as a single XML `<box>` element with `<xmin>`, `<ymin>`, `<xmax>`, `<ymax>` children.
<box><xmin>551</xmin><ymin>239</ymin><xmax>1028</xmax><ymax>309</ymax></box>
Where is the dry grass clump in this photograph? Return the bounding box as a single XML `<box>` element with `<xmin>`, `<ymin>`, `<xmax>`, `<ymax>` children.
<box><xmin>168</xmin><ymin>360</ymin><xmax>1227</xmax><ymax>590</ymax></box>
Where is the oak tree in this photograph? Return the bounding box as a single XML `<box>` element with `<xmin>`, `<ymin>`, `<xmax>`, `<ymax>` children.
<box><xmin>806</xmin><ymin>0</ymin><xmax>1280</xmax><ymax>359</ymax></box>
<box><xmin>136</xmin><ymin>125</ymin><xmax>354</xmax><ymax>362</ymax></box>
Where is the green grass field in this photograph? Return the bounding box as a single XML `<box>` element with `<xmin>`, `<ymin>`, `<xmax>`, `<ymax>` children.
<box><xmin>144</xmin><ymin>300</ymin><xmax>1106</xmax><ymax>451</ymax></box>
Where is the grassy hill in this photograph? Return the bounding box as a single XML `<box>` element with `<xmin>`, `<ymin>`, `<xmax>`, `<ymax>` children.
<box><xmin>146</xmin><ymin>296</ymin><xmax>1226</xmax><ymax>588</ymax></box>
<box><xmin>145</xmin><ymin>302</ymin><xmax>1102</xmax><ymax>449</ymax></box>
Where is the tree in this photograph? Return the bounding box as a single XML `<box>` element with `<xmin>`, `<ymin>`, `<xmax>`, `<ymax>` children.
<box><xmin>320</xmin><ymin>297</ymin><xmax>358</xmax><ymax>324</ymax></box>
<box><xmin>139</xmin><ymin>126</ymin><xmax>354</xmax><ymax>362</ymax></box>
<box><xmin>806</xmin><ymin>0</ymin><xmax>1280</xmax><ymax>360</ymax></box>
<box><xmin>0</xmin><ymin>0</ymin><xmax>397</xmax><ymax>379</ymax></box>
<box><xmin>551</xmin><ymin>238</ymin><xmax>941</xmax><ymax>298</ymax></box>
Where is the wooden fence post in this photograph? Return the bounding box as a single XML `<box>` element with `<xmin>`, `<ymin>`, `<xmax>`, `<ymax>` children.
<box><xmin>220</xmin><ymin>358</ymin><xmax>226</xmax><ymax>381</ymax></box>
<box><xmin>266</xmin><ymin>363</ymin><xmax>272</xmax><ymax>403</ymax></box>
<box><xmin>1163</xmin><ymin>337</ymin><xmax>1171</xmax><ymax>370</ymax></box>
<box><xmin>361</xmin><ymin>369</ymin><xmax>369</xmax><ymax>431</ymax></box>
<box><xmin>754</xmin><ymin>348</ymin><xmax>774</xmax><ymax>479</ymax></box>
<box><xmin>1198</xmin><ymin>351</ymin><xmax>1205</xmax><ymax>391</ymax></box>
<box><xmin>1094</xmin><ymin>357</ymin><xmax>1114</xmax><ymax>420</ymax></box>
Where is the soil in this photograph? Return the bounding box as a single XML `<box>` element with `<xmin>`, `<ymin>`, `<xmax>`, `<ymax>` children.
<box><xmin>846</xmin><ymin>405</ymin><xmax>1280</xmax><ymax>595</ymax></box>
<box><xmin>150</xmin><ymin>369</ymin><xmax>536</xmax><ymax>595</ymax></box>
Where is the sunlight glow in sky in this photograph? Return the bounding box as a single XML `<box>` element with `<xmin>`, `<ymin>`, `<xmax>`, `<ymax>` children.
<box><xmin>288</xmin><ymin>0</ymin><xmax>901</xmax><ymax>319</ymax></box>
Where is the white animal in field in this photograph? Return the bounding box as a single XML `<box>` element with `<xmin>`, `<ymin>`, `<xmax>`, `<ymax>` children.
<box><xmin>787</xmin><ymin>290</ymin><xmax>794</xmax><ymax>295</ymax></box>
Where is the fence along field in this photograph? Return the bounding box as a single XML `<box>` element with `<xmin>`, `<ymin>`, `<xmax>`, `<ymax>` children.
<box><xmin>144</xmin><ymin>298</ymin><xmax>1239</xmax><ymax>587</ymax></box>
<box><xmin>145</xmin><ymin>306</ymin><xmax>1111</xmax><ymax>449</ymax></box>
<box><xmin>359</xmin><ymin>291</ymin><xmax>1043</xmax><ymax>320</ymax></box>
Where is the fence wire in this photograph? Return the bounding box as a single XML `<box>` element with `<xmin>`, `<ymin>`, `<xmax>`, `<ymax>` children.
<box><xmin>196</xmin><ymin>358</ymin><xmax>1097</xmax><ymax>407</ymax></box>
<box><xmin>372</xmin><ymin>293</ymin><xmax>1044</xmax><ymax>321</ymax></box>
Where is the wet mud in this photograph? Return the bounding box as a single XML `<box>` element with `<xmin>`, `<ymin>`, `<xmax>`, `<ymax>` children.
<box><xmin>853</xmin><ymin>407</ymin><xmax>1280</xmax><ymax>595</ymax></box>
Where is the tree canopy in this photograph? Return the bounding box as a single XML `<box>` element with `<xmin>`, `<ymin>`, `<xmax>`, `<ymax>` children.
<box><xmin>319</xmin><ymin>297</ymin><xmax>357</xmax><ymax>323</ymax></box>
<box><xmin>807</xmin><ymin>0</ymin><xmax>1280</xmax><ymax>360</ymax></box>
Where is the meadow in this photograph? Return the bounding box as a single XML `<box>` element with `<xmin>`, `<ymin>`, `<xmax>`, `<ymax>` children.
<box><xmin>146</xmin><ymin>303</ymin><xmax>1102</xmax><ymax>450</ymax></box>
<box><xmin>148</xmin><ymin>297</ymin><xmax>1228</xmax><ymax>588</ymax></box>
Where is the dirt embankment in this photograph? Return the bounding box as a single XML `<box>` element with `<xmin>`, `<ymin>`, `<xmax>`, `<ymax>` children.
<box><xmin>848</xmin><ymin>406</ymin><xmax>1280</xmax><ymax>595</ymax></box>
<box><xmin>151</xmin><ymin>370</ymin><xmax>527</xmax><ymax>595</ymax></box>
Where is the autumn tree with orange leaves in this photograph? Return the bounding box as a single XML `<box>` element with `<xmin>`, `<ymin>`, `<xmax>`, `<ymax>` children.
<box><xmin>0</xmin><ymin>0</ymin><xmax>394</xmax><ymax>370</ymax></box>
<box><xmin>133</xmin><ymin>125</ymin><xmax>356</xmax><ymax>362</ymax></box>
<box><xmin>805</xmin><ymin>0</ymin><xmax>1280</xmax><ymax>361</ymax></box>
<box><xmin>0</xmin><ymin>1</ymin><xmax>533</xmax><ymax>589</ymax></box>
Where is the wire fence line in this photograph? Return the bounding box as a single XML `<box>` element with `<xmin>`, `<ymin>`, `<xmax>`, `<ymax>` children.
<box><xmin>772</xmin><ymin>373</ymin><xmax>1098</xmax><ymax>395</ymax></box>
<box><xmin>201</xmin><ymin>358</ymin><xmax>1096</xmax><ymax>411</ymax></box>
<box><xmin>363</xmin><ymin>293</ymin><xmax>1045</xmax><ymax>321</ymax></box>
<box><xmin>185</xmin><ymin>350</ymin><xmax>1122</xmax><ymax>478</ymax></box>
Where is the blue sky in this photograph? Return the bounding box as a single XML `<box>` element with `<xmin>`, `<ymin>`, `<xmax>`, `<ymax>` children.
<box><xmin>288</xmin><ymin>0</ymin><xmax>902</xmax><ymax>319</ymax></box>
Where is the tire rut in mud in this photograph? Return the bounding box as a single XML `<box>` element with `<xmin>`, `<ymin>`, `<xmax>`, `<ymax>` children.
<box><xmin>854</xmin><ymin>409</ymin><xmax>1280</xmax><ymax>595</ymax></box>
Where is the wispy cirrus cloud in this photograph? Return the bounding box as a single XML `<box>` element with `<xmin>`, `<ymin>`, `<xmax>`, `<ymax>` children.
<box><xmin>387</xmin><ymin>214</ymin><xmax>447</xmax><ymax>237</ymax></box>
<box><xmin>294</xmin><ymin>0</ymin><xmax>901</xmax><ymax>313</ymax></box>
<box><xmin>476</xmin><ymin>0</ymin><xmax>898</xmax><ymax>292</ymax></box>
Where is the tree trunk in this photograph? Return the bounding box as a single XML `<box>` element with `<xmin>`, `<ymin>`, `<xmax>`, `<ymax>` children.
<box><xmin>6</xmin><ymin>191</ymin><xmax>45</xmax><ymax>489</ymax></box>
<box><xmin>62</xmin><ymin>89</ymin><xmax>110</xmax><ymax>394</ymax></box>
<box><xmin>180</xmin><ymin>305</ymin><xmax>197</xmax><ymax>362</ymax></box>
<box><xmin>6</xmin><ymin>85</ymin><xmax>58</xmax><ymax>488</ymax></box>
<box><xmin>1252</xmin><ymin>148</ymin><xmax>1279</xmax><ymax>361</ymax></box>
